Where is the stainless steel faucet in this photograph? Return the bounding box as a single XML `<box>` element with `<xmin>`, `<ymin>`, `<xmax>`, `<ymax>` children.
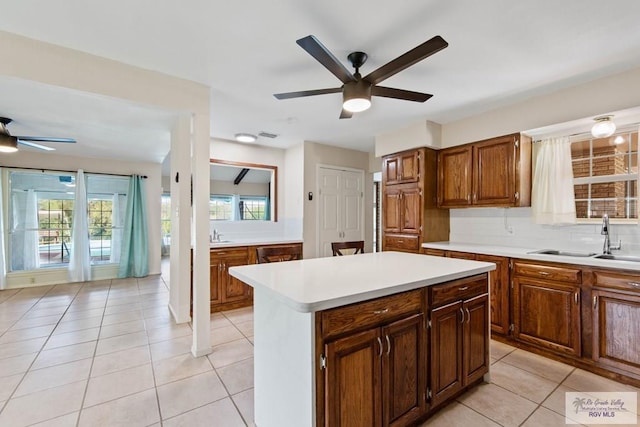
<box><xmin>601</xmin><ymin>213</ymin><xmax>622</xmax><ymax>254</ymax></box>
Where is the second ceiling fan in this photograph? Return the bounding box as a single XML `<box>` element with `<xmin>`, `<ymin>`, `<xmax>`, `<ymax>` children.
<box><xmin>274</xmin><ymin>34</ymin><xmax>448</xmax><ymax>119</ymax></box>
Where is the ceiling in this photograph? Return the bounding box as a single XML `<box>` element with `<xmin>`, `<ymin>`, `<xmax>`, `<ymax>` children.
<box><xmin>1</xmin><ymin>0</ymin><xmax>640</xmax><ymax>162</ymax></box>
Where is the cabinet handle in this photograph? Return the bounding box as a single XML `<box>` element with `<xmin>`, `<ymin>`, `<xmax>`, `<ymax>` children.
<box><xmin>374</xmin><ymin>308</ymin><xmax>389</xmax><ymax>315</ymax></box>
<box><xmin>465</xmin><ymin>308</ymin><xmax>471</xmax><ymax>324</ymax></box>
<box><xmin>538</xmin><ymin>271</ymin><xmax>550</xmax><ymax>276</ymax></box>
<box><xmin>377</xmin><ymin>337</ymin><xmax>383</xmax><ymax>357</ymax></box>
<box><xmin>458</xmin><ymin>286</ymin><xmax>469</xmax><ymax>291</ymax></box>
<box><xmin>593</xmin><ymin>295</ymin><xmax>598</xmax><ymax>309</ymax></box>
<box><xmin>459</xmin><ymin>307</ymin><xmax>465</xmax><ymax>324</ymax></box>
<box><xmin>627</xmin><ymin>282</ymin><xmax>640</xmax><ymax>288</ymax></box>
<box><xmin>385</xmin><ymin>335</ymin><xmax>391</xmax><ymax>356</ymax></box>
<box><xmin>574</xmin><ymin>291</ymin><xmax>579</xmax><ymax>305</ymax></box>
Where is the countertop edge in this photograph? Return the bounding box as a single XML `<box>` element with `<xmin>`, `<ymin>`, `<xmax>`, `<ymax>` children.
<box><xmin>422</xmin><ymin>241</ymin><xmax>640</xmax><ymax>271</ymax></box>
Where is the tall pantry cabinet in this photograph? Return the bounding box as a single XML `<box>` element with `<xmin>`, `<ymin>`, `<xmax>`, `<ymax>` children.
<box><xmin>382</xmin><ymin>147</ymin><xmax>449</xmax><ymax>253</ymax></box>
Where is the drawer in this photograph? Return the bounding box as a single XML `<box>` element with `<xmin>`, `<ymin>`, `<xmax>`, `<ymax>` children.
<box><xmin>384</xmin><ymin>234</ymin><xmax>420</xmax><ymax>252</ymax></box>
<box><xmin>321</xmin><ymin>289</ymin><xmax>423</xmax><ymax>339</ymax></box>
<box><xmin>210</xmin><ymin>247</ymin><xmax>248</xmax><ymax>260</ymax></box>
<box><xmin>430</xmin><ymin>274</ymin><xmax>488</xmax><ymax>307</ymax></box>
<box><xmin>447</xmin><ymin>251</ymin><xmax>477</xmax><ymax>260</ymax></box>
<box><xmin>514</xmin><ymin>261</ymin><xmax>581</xmax><ymax>283</ymax></box>
<box><xmin>593</xmin><ymin>270</ymin><xmax>640</xmax><ymax>292</ymax></box>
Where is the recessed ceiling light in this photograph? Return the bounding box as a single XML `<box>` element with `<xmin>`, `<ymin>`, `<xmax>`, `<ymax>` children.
<box><xmin>234</xmin><ymin>133</ymin><xmax>257</xmax><ymax>143</ymax></box>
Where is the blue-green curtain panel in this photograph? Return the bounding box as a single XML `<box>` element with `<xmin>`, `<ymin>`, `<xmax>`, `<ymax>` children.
<box><xmin>118</xmin><ymin>175</ymin><xmax>149</xmax><ymax>278</ymax></box>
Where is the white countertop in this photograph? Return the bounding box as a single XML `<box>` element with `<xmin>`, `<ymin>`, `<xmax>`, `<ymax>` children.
<box><xmin>422</xmin><ymin>241</ymin><xmax>640</xmax><ymax>272</ymax></box>
<box><xmin>209</xmin><ymin>238</ymin><xmax>302</xmax><ymax>249</ymax></box>
<box><xmin>228</xmin><ymin>251</ymin><xmax>495</xmax><ymax>313</ymax></box>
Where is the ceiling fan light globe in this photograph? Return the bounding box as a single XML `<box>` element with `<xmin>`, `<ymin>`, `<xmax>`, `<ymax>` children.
<box><xmin>343</xmin><ymin>98</ymin><xmax>371</xmax><ymax>113</ymax></box>
<box><xmin>0</xmin><ymin>134</ymin><xmax>18</xmax><ymax>153</ymax></box>
<box><xmin>591</xmin><ymin>116</ymin><xmax>616</xmax><ymax>138</ymax></box>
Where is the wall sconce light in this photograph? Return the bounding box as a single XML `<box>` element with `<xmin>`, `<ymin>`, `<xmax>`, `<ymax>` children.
<box><xmin>591</xmin><ymin>116</ymin><xmax>616</xmax><ymax>138</ymax></box>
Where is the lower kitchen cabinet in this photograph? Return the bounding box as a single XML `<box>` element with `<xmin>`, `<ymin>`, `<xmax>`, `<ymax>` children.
<box><xmin>319</xmin><ymin>289</ymin><xmax>426</xmax><ymax>427</ymax></box>
<box><xmin>592</xmin><ymin>270</ymin><xmax>640</xmax><ymax>376</ymax></box>
<box><xmin>512</xmin><ymin>261</ymin><xmax>582</xmax><ymax>357</ymax></box>
<box><xmin>324</xmin><ymin>313</ymin><xmax>425</xmax><ymax>427</ymax></box>
<box><xmin>429</xmin><ymin>275</ymin><xmax>489</xmax><ymax>408</ymax></box>
<box><xmin>209</xmin><ymin>248</ymin><xmax>252</xmax><ymax>310</ymax></box>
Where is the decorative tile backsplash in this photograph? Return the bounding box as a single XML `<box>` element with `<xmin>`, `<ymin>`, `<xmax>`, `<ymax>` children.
<box><xmin>449</xmin><ymin>207</ymin><xmax>640</xmax><ymax>255</ymax></box>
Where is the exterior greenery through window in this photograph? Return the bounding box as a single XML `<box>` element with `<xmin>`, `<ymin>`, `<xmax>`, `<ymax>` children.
<box><xmin>209</xmin><ymin>195</ymin><xmax>269</xmax><ymax>221</ymax></box>
<box><xmin>571</xmin><ymin>129</ymin><xmax>638</xmax><ymax>220</ymax></box>
<box><xmin>8</xmin><ymin>170</ymin><xmax>128</xmax><ymax>271</ymax></box>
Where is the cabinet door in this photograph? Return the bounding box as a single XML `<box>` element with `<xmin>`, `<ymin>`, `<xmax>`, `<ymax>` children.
<box><xmin>513</xmin><ymin>277</ymin><xmax>581</xmax><ymax>356</ymax></box>
<box><xmin>476</xmin><ymin>254</ymin><xmax>510</xmax><ymax>335</ymax></box>
<box><xmin>472</xmin><ymin>136</ymin><xmax>515</xmax><ymax>206</ymax></box>
<box><xmin>463</xmin><ymin>294</ymin><xmax>489</xmax><ymax>385</ymax></box>
<box><xmin>383</xmin><ymin>155</ymin><xmax>401</xmax><ymax>185</ymax></box>
<box><xmin>325</xmin><ymin>328</ymin><xmax>382</xmax><ymax>427</ymax></box>
<box><xmin>382</xmin><ymin>187</ymin><xmax>402</xmax><ymax>233</ymax></box>
<box><xmin>430</xmin><ymin>301</ymin><xmax>463</xmax><ymax>408</ymax></box>
<box><xmin>398</xmin><ymin>150</ymin><xmax>421</xmax><ymax>183</ymax></box>
<box><xmin>400</xmin><ymin>186</ymin><xmax>422</xmax><ymax>234</ymax></box>
<box><xmin>593</xmin><ymin>289</ymin><xmax>640</xmax><ymax>374</ymax></box>
<box><xmin>210</xmin><ymin>263</ymin><xmax>221</xmax><ymax>304</ymax></box>
<box><xmin>220</xmin><ymin>254</ymin><xmax>251</xmax><ymax>303</ymax></box>
<box><xmin>437</xmin><ymin>146</ymin><xmax>472</xmax><ymax>208</ymax></box>
<box><xmin>382</xmin><ymin>314</ymin><xmax>425</xmax><ymax>427</ymax></box>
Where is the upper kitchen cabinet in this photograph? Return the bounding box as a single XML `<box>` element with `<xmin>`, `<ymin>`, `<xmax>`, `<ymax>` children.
<box><xmin>383</xmin><ymin>149</ymin><xmax>421</xmax><ymax>185</ymax></box>
<box><xmin>437</xmin><ymin>133</ymin><xmax>532</xmax><ymax>208</ymax></box>
<box><xmin>382</xmin><ymin>147</ymin><xmax>449</xmax><ymax>253</ymax></box>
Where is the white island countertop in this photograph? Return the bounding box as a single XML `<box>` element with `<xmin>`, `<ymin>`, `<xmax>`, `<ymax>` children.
<box><xmin>229</xmin><ymin>251</ymin><xmax>495</xmax><ymax>313</ymax></box>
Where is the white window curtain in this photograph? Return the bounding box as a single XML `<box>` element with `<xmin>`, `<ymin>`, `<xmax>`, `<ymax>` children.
<box><xmin>531</xmin><ymin>136</ymin><xmax>577</xmax><ymax>225</ymax></box>
<box><xmin>231</xmin><ymin>194</ymin><xmax>241</xmax><ymax>221</ymax></box>
<box><xmin>23</xmin><ymin>189</ymin><xmax>40</xmax><ymax>270</ymax></box>
<box><xmin>68</xmin><ymin>169</ymin><xmax>91</xmax><ymax>282</ymax></box>
<box><xmin>0</xmin><ymin>173</ymin><xmax>6</xmax><ymax>290</ymax></box>
<box><xmin>110</xmin><ymin>193</ymin><xmax>122</xmax><ymax>264</ymax></box>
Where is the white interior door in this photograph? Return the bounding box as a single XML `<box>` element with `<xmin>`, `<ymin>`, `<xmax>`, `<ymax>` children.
<box><xmin>318</xmin><ymin>166</ymin><xmax>364</xmax><ymax>257</ymax></box>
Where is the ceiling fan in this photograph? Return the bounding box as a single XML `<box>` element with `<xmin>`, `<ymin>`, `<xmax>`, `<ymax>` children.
<box><xmin>0</xmin><ymin>117</ymin><xmax>76</xmax><ymax>153</ymax></box>
<box><xmin>274</xmin><ymin>34</ymin><xmax>448</xmax><ymax>119</ymax></box>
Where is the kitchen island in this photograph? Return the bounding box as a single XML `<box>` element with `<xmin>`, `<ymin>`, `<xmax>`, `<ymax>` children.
<box><xmin>229</xmin><ymin>251</ymin><xmax>495</xmax><ymax>427</ymax></box>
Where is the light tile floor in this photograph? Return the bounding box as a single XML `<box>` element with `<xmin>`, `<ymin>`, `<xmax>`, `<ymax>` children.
<box><xmin>0</xmin><ymin>265</ymin><xmax>638</xmax><ymax>426</ymax></box>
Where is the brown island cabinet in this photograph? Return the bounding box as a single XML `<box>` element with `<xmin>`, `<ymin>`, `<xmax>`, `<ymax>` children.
<box><xmin>228</xmin><ymin>251</ymin><xmax>495</xmax><ymax>427</ymax></box>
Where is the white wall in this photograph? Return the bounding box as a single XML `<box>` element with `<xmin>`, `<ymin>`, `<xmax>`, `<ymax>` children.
<box><xmin>284</xmin><ymin>143</ymin><xmax>305</xmax><ymax>238</ymax></box>
<box><xmin>2</xmin><ymin>151</ymin><xmax>162</xmax><ymax>288</ymax></box>
<box><xmin>303</xmin><ymin>142</ymin><xmax>373</xmax><ymax>259</ymax></box>
<box><xmin>449</xmin><ymin>207</ymin><xmax>640</xmax><ymax>255</ymax></box>
<box><xmin>375</xmin><ymin>120</ymin><xmax>441</xmax><ymax>157</ymax></box>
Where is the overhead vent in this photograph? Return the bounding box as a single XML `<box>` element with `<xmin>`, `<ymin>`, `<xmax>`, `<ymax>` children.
<box><xmin>258</xmin><ymin>131</ymin><xmax>278</xmax><ymax>139</ymax></box>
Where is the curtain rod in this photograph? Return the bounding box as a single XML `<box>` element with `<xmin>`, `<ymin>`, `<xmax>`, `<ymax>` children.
<box><xmin>0</xmin><ymin>166</ymin><xmax>147</xmax><ymax>179</ymax></box>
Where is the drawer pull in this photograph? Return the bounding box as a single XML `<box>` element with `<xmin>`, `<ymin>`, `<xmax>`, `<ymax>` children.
<box><xmin>458</xmin><ymin>286</ymin><xmax>469</xmax><ymax>291</ymax></box>
<box><xmin>377</xmin><ymin>337</ymin><xmax>383</xmax><ymax>357</ymax></box>
<box><xmin>374</xmin><ymin>308</ymin><xmax>389</xmax><ymax>315</ymax></box>
<box><xmin>628</xmin><ymin>282</ymin><xmax>640</xmax><ymax>288</ymax></box>
<box><xmin>538</xmin><ymin>271</ymin><xmax>550</xmax><ymax>276</ymax></box>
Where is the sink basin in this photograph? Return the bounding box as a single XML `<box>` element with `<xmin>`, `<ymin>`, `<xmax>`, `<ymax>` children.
<box><xmin>593</xmin><ymin>254</ymin><xmax>640</xmax><ymax>262</ymax></box>
<box><xmin>529</xmin><ymin>249</ymin><xmax>597</xmax><ymax>257</ymax></box>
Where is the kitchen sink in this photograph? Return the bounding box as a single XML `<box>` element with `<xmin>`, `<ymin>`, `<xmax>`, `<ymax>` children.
<box><xmin>529</xmin><ymin>249</ymin><xmax>598</xmax><ymax>257</ymax></box>
<box><xmin>593</xmin><ymin>254</ymin><xmax>640</xmax><ymax>263</ymax></box>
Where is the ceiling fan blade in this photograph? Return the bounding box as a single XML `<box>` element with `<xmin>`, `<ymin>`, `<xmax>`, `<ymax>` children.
<box><xmin>17</xmin><ymin>140</ymin><xmax>56</xmax><ymax>151</ymax></box>
<box><xmin>372</xmin><ymin>86</ymin><xmax>433</xmax><ymax>102</ymax></box>
<box><xmin>339</xmin><ymin>109</ymin><xmax>353</xmax><ymax>119</ymax></box>
<box><xmin>296</xmin><ymin>35</ymin><xmax>356</xmax><ymax>84</ymax></box>
<box><xmin>364</xmin><ymin>35</ymin><xmax>448</xmax><ymax>85</ymax></box>
<box><xmin>274</xmin><ymin>87</ymin><xmax>342</xmax><ymax>100</ymax></box>
<box><xmin>16</xmin><ymin>136</ymin><xmax>76</xmax><ymax>143</ymax></box>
